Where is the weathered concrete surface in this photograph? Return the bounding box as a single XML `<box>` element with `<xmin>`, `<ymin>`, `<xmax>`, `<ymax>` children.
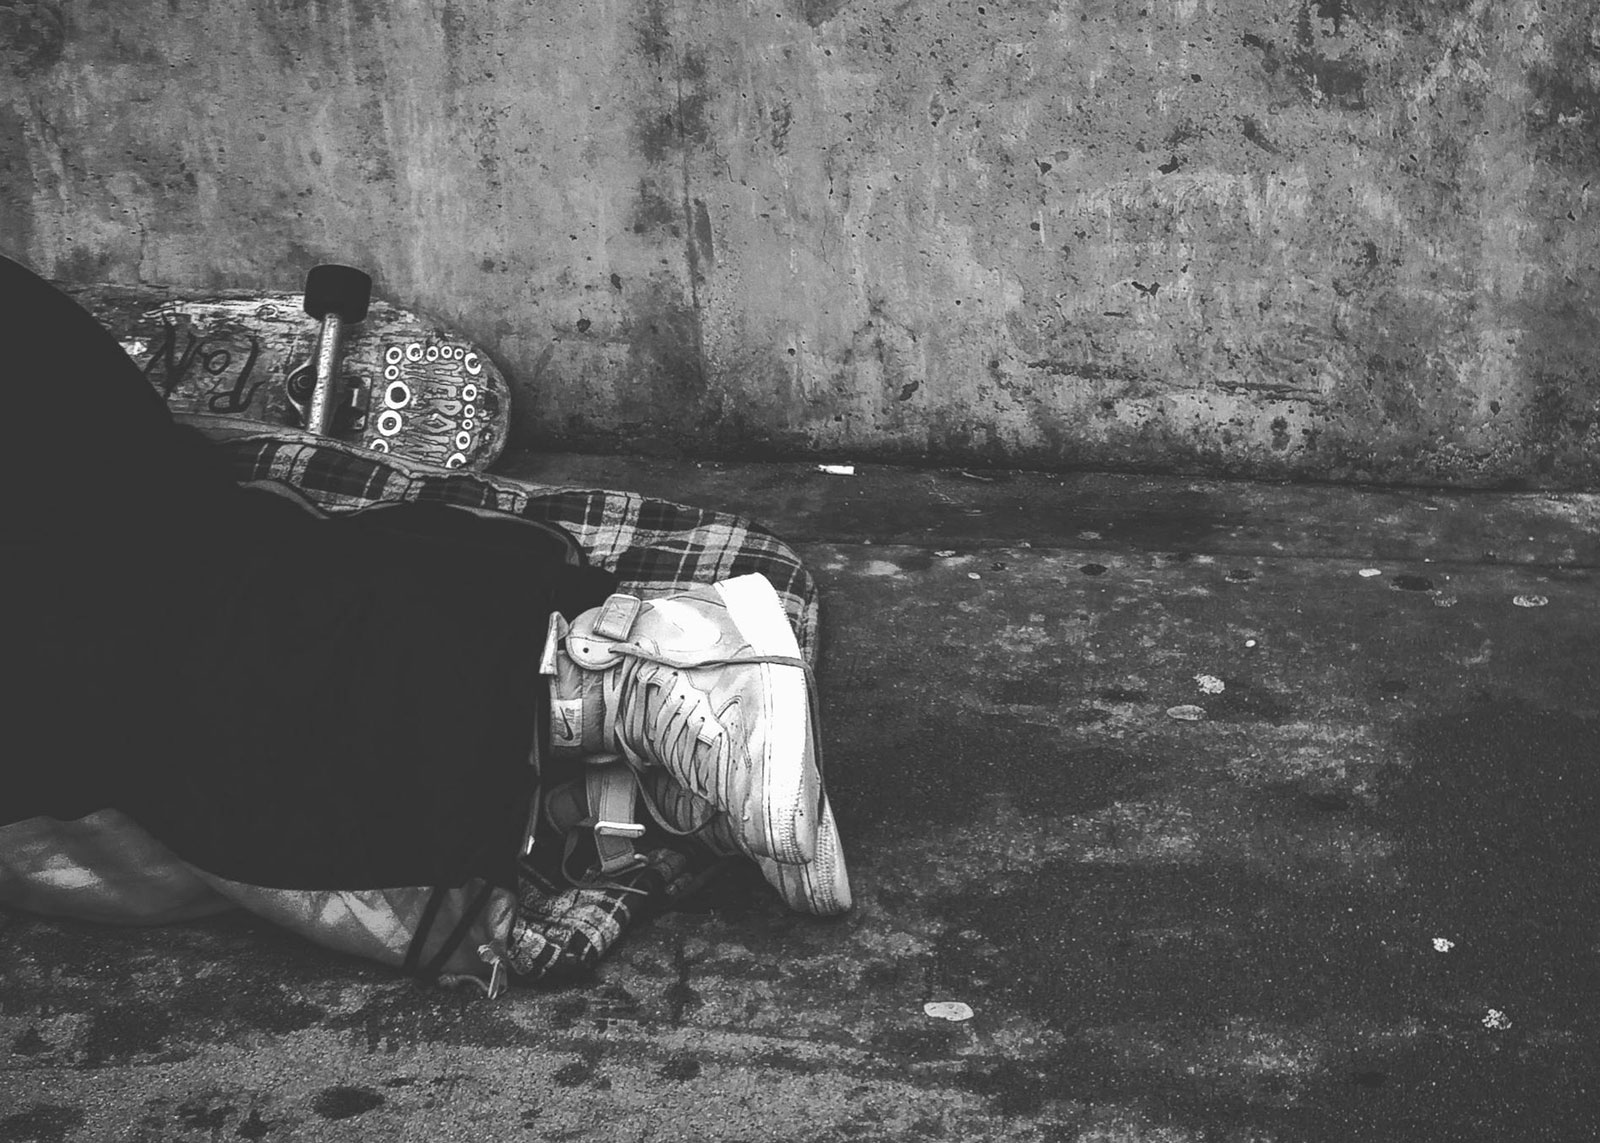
<box><xmin>4</xmin><ymin>456</ymin><xmax>1600</xmax><ymax>1140</ymax></box>
<box><xmin>6</xmin><ymin>0</ymin><xmax>1600</xmax><ymax>485</ymax></box>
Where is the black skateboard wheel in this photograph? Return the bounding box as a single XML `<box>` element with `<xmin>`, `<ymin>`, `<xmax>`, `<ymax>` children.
<box><xmin>304</xmin><ymin>264</ymin><xmax>372</xmax><ymax>323</ymax></box>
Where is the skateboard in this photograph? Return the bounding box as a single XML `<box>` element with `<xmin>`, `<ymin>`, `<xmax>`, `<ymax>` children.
<box><xmin>72</xmin><ymin>266</ymin><xmax>511</xmax><ymax>471</ymax></box>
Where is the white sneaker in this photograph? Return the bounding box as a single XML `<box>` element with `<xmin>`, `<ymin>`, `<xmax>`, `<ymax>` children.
<box><xmin>637</xmin><ymin>770</ymin><xmax>852</xmax><ymax>917</ymax></box>
<box><xmin>543</xmin><ymin>574</ymin><xmax>821</xmax><ymax>866</ymax></box>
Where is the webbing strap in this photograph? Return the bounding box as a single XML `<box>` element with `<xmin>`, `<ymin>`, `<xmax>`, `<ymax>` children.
<box><xmin>592</xmin><ymin>593</ymin><xmax>642</xmax><ymax>640</ymax></box>
<box><xmin>403</xmin><ymin>886</ymin><xmax>449</xmax><ymax>976</ymax></box>
<box><xmin>587</xmin><ymin>760</ymin><xmax>646</xmax><ymax>875</ymax></box>
<box><xmin>422</xmin><ymin>881</ymin><xmax>499</xmax><ymax>979</ymax></box>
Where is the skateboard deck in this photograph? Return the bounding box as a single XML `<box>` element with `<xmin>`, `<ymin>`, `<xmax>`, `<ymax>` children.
<box><xmin>73</xmin><ymin>284</ymin><xmax>511</xmax><ymax>471</ymax></box>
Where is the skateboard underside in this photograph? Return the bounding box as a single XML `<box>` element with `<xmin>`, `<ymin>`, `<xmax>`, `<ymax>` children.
<box><xmin>76</xmin><ymin>287</ymin><xmax>511</xmax><ymax>471</ymax></box>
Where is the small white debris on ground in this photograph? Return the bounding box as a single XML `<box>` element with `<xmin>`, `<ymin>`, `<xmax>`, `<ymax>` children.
<box><xmin>924</xmin><ymin>1001</ymin><xmax>974</xmax><ymax>1022</ymax></box>
<box><xmin>1433</xmin><ymin>595</ymin><xmax>1458</xmax><ymax>608</ymax></box>
<box><xmin>1432</xmin><ymin>938</ymin><xmax>1454</xmax><ymax>953</ymax></box>
<box><xmin>1482</xmin><ymin>1009</ymin><xmax>1512</xmax><ymax>1030</ymax></box>
<box><xmin>1359</xmin><ymin>568</ymin><xmax>1383</xmax><ymax>578</ymax></box>
<box><xmin>816</xmin><ymin>464</ymin><xmax>856</xmax><ymax>475</ymax></box>
<box><xmin>1194</xmin><ymin>674</ymin><xmax>1226</xmax><ymax>694</ymax></box>
<box><xmin>1244</xmin><ymin>639</ymin><xmax>1258</xmax><ymax>648</ymax></box>
<box><xmin>1513</xmin><ymin>595</ymin><xmax>1549</xmax><ymax>608</ymax></box>
<box><xmin>934</xmin><ymin>549</ymin><xmax>957</xmax><ymax>558</ymax></box>
<box><xmin>1166</xmin><ymin>705</ymin><xmax>1206</xmax><ymax>721</ymax></box>
<box><xmin>967</xmin><ymin>572</ymin><xmax>981</xmax><ymax>580</ymax></box>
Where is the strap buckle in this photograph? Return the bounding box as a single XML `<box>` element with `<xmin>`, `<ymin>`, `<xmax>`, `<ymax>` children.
<box><xmin>594</xmin><ymin>819</ymin><xmax>646</xmax><ymax>839</ymax></box>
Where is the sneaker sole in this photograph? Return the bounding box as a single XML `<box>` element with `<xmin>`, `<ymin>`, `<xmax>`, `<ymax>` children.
<box><xmin>757</xmin><ymin>791</ymin><xmax>852</xmax><ymax>916</ymax></box>
<box><xmin>713</xmin><ymin>574</ymin><xmax>819</xmax><ymax>865</ymax></box>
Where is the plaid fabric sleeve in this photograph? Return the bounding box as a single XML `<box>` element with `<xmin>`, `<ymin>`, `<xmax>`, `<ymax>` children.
<box><xmin>220</xmin><ymin>435</ymin><xmax>819</xmax><ymax>666</ymax></box>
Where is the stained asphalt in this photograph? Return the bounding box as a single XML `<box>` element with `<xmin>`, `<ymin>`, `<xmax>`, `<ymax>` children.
<box><xmin>2</xmin><ymin>455</ymin><xmax>1598</xmax><ymax>1141</ymax></box>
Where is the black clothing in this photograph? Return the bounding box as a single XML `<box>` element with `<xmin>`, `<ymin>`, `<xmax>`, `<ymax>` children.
<box><xmin>1</xmin><ymin>253</ymin><xmax>615</xmax><ymax>892</ymax></box>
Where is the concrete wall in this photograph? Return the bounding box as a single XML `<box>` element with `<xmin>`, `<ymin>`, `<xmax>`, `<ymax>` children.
<box><xmin>4</xmin><ymin>0</ymin><xmax>1599</xmax><ymax>486</ymax></box>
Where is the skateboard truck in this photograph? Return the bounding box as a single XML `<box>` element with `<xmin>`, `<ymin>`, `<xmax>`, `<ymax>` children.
<box><xmin>285</xmin><ymin>264</ymin><xmax>372</xmax><ymax>435</ymax></box>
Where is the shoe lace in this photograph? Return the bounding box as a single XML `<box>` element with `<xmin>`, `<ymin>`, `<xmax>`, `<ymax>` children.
<box><xmin>601</xmin><ymin>656</ymin><xmax>735</xmax><ymax>808</ymax></box>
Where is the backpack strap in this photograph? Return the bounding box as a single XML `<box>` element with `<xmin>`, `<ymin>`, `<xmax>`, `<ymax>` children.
<box><xmin>402</xmin><ymin>886</ymin><xmax>450</xmax><ymax>977</ymax></box>
<box><xmin>587</xmin><ymin>760</ymin><xmax>646</xmax><ymax>876</ymax></box>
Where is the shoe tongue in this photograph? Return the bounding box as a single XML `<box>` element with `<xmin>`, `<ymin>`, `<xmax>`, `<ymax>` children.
<box><xmin>646</xmin><ymin>598</ymin><xmax>733</xmax><ymax>655</ymax></box>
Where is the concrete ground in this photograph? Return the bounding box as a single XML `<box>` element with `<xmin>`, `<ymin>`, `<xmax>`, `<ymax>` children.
<box><xmin>3</xmin><ymin>455</ymin><xmax>1599</xmax><ymax>1142</ymax></box>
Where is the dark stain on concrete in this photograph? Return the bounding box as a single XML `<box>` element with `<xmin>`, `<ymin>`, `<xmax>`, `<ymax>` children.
<box><xmin>992</xmin><ymin>675</ymin><xmax>1062</xmax><ymax>705</ymax></box>
<box><xmin>658</xmin><ymin>1054</ymin><xmax>703</xmax><ymax>1080</ymax></box>
<box><xmin>326</xmin><ymin>982</ymin><xmax>524</xmax><ymax>1052</ymax></box>
<box><xmin>592</xmin><ymin>981</ymin><xmax>648</xmax><ymax>1024</ymax></box>
<box><xmin>1302</xmin><ymin>789</ymin><xmax>1355</xmax><ymax>813</ymax></box>
<box><xmin>0</xmin><ymin>1</ymin><xmax>65</xmax><ymax>75</ymax></box>
<box><xmin>1095</xmin><ymin>504</ymin><xmax>1228</xmax><ymax>551</ymax></box>
<box><xmin>10</xmin><ymin>1026</ymin><xmax>49</xmax><ymax>1055</ymax></box>
<box><xmin>80</xmin><ymin>1000</ymin><xmax>176</xmax><ymax>1066</ymax></box>
<box><xmin>1389</xmin><ymin>695</ymin><xmax>1600</xmax><ymax>1007</ymax></box>
<box><xmin>1391</xmin><ymin>574</ymin><xmax>1433</xmax><ymax>592</ymax></box>
<box><xmin>674</xmin><ymin>48</ymin><xmax>713</xmax><ymax>150</ymax></box>
<box><xmin>0</xmin><ymin>1104</ymin><xmax>83</xmax><ymax>1143</ymax></box>
<box><xmin>624</xmin><ymin>279</ymin><xmax>708</xmax><ymax>421</ymax></box>
<box><xmin>309</xmin><ymin>1085</ymin><xmax>384</xmax><ymax>1120</ymax></box>
<box><xmin>870</xmin><ymin>1020</ymin><xmax>965</xmax><ymax>1062</ymax></box>
<box><xmin>1239</xmin><ymin>114</ymin><xmax>1281</xmax><ymax>154</ymax></box>
<box><xmin>552</xmin><ymin>1060</ymin><xmax>594</xmax><ymax>1086</ymax></box>
<box><xmin>235</xmin><ymin>1109</ymin><xmax>271</xmax><ymax>1140</ymax></box>
<box><xmin>1315</xmin><ymin>0</ymin><xmax>1350</xmax><ymax>34</ymax></box>
<box><xmin>632</xmin><ymin>3</ymin><xmax>712</xmax><ymax>161</ymax></box>
<box><xmin>1289</xmin><ymin>50</ymin><xmax>1367</xmax><ymax>108</ymax></box>
<box><xmin>837</xmin><ymin>704</ymin><xmax>1157</xmax><ymax>832</ymax></box>
<box><xmin>175</xmin><ymin>1096</ymin><xmax>231</xmax><ymax>1133</ymax></box>
<box><xmin>931</xmin><ymin>862</ymin><xmax>1414</xmax><ymax>1025</ymax></box>
<box><xmin>665</xmin><ymin>939</ymin><xmax>704</xmax><ymax>1024</ymax></box>
<box><xmin>548</xmin><ymin>993</ymin><xmax>588</xmax><ymax>1029</ymax></box>
<box><xmin>631</xmin><ymin>181</ymin><xmax>681</xmax><ymax>236</ymax></box>
<box><xmin>797</xmin><ymin>0</ymin><xmax>851</xmax><ymax>28</ymax></box>
<box><xmin>1199</xmin><ymin>676</ymin><xmax>1296</xmax><ymax>723</ymax></box>
<box><xmin>924</xmin><ymin>826</ymin><xmax>1596</xmax><ymax>1134</ymax></box>
<box><xmin>1242</xmin><ymin>20</ymin><xmax>1367</xmax><ymax>110</ymax></box>
<box><xmin>635</xmin><ymin>108</ymin><xmax>681</xmax><ymax>166</ymax></box>
<box><xmin>1524</xmin><ymin>12</ymin><xmax>1600</xmax><ymax>169</ymax></box>
<box><xmin>1370</xmin><ymin>676</ymin><xmax>1410</xmax><ymax>698</ymax></box>
<box><xmin>1512</xmin><ymin>283</ymin><xmax>1600</xmax><ymax>482</ymax></box>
